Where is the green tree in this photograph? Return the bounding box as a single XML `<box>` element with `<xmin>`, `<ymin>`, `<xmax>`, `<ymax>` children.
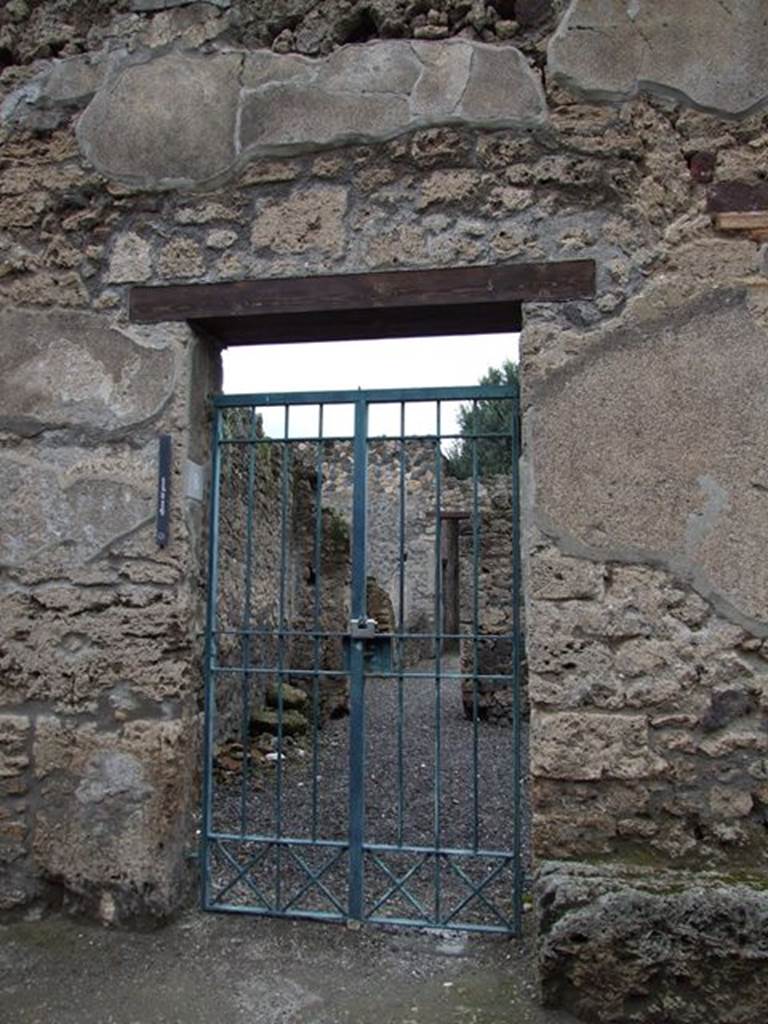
<box><xmin>445</xmin><ymin>359</ymin><xmax>519</xmax><ymax>479</ymax></box>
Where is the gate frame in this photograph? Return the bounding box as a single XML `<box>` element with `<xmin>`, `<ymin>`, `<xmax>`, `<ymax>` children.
<box><xmin>202</xmin><ymin>383</ymin><xmax>524</xmax><ymax>933</ymax></box>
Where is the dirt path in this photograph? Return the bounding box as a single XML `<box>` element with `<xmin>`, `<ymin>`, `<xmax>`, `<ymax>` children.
<box><xmin>1</xmin><ymin>912</ymin><xmax>581</xmax><ymax>1024</ymax></box>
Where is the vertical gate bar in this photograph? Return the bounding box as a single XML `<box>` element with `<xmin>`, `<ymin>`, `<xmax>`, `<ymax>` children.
<box><xmin>348</xmin><ymin>397</ymin><xmax>368</xmax><ymax>921</ymax></box>
<box><xmin>397</xmin><ymin>401</ymin><xmax>406</xmax><ymax>847</ymax></box>
<box><xmin>433</xmin><ymin>401</ymin><xmax>443</xmax><ymax>923</ymax></box>
<box><xmin>201</xmin><ymin>406</ymin><xmax>223</xmax><ymax>908</ymax></box>
<box><xmin>311</xmin><ymin>404</ymin><xmax>325</xmax><ymax>841</ymax></box>
<box><xmin>471</xmin><ymin>400</ymin><xmax>480</xmax><ymax>853</ymax></box>
<box><xmin>239</xmin><ymin>406</ymin><xmax>259</xmax><ymax>835</ymax></box>
<box><xmin>510</xmin><ymin>388</ymin><xmax>524</xmax><ymax>934</ymax></box>
<box><xmin>275</xmin><ymin>404</ymin><xmax>291</xmax><ymax>911</ymax></box>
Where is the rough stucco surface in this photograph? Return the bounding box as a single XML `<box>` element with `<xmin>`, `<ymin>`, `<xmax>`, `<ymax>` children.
<box><xmin>1</xmin><ymin>1</ymin><xmax>768</xmax><ymax>1019</ymax></box>
<box><xmin>0</xmin><ymin>308</ymin><xmax>175</xmax><ymax>436</ymax></box>
<box><xmin>549</xmin><ymin>0</ymin><xmax>768</xmax><ymax>116</ymax></box>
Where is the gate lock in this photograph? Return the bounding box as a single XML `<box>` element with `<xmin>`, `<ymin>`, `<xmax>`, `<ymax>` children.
<box><xmin>344</xmin><ymin>617</ymin><xmax>393</xmax><ymax>672</ymax></box>
<box><xmin>349</xmin><ymin>616</ymin><xmax>378</xmax><ymax>639</ymax></box>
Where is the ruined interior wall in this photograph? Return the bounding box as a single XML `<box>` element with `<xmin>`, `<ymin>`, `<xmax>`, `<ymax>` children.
<box><xmin>199</xmin><ymin>421</ymin><xmax>352</xmax><ymax>755</ymax></box>
<box><xmin>1</xmin><ymin>1</ymin><xmax>767</xmax><ymax>1015</ymax></box>
<box><xmin>212</xmin><ymin>412</ymin><xmax>284</xmax><ymax>742</ymax></box>
<box><xmin>323</xmin><ymin>440</ymin><xmax>439</xmax><ymax>643</ymax></box>
<box><xmin>322</xmin><ymin>443</ymin><xmax>517</xmax><ymax>671</ymax></box>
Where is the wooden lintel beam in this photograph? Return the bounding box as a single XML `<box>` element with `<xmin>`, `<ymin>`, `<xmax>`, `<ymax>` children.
<box><xmin>714</xmin><ymin>211</ymin><xmax>768</xmax><ymax>231</ymax></box>
<box><xmin>129</xmin><ymin>260</ymin><xmax>596</xmax><ymax>325</ymax></box>
<box><xmin>193</xmin><ymin>302</ymin><xmax>523</xmax><ymax>346</ymax></box>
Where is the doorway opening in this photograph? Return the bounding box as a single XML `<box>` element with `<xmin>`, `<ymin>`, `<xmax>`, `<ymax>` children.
<box><xmin>127</xmin><ymin>259</ymin><xmax>596</xmax><ymax>933</ymax></box>
<box><xmin>202</xmin><ymin>334</ymin><xmax>524</xmax><ymax>933</ymax></box>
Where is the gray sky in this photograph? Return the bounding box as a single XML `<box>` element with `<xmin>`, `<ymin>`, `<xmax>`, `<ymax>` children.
<box><xmin>222</xmin><ymin>333</ymin><xmax>519</xmax><ymax>439</ymax></box>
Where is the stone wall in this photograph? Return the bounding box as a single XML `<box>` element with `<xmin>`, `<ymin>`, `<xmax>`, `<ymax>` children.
<box><xmin>323</xmin><ymin>440</ymin><xmax>518</xmax><ymax>669</ymax></box>
<box><xmin>0</xmin><ymin>308</ymin><xmax>214</xmax><ymax>919</ymax></box>
<box><xmin>323</xmin><ymin>440</ymin><xmax>437</xmax><ymax>647</ymax></box>
<box><xmin>2</xmin><ymin>0</ymin><xmax>768</xmax><ymax>1019</ymax></box>
<box><xmin>214</xmin><ymin>420</ymin><xmax>351</xmax><ymax>742</ymax></box>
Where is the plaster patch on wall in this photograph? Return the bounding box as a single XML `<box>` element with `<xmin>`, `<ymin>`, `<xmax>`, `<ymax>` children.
<box><xmin>685</xmin><ymin>475</ymin><xmax>729</xmax><ymax>560</ymax></box>
<box><xmin>529</xmin><ymin>288</ymin><xmax>768</xmax><ymax>629</ymax></box>
<box><xmin>0</xmin><ymin>308</ymin><xmax>176</xmax><ymax>436</ymax></box>
<box><xmin>549</xmin><ymin>0</ymin><xmax>768</xmax><ymax>116</ymax></box>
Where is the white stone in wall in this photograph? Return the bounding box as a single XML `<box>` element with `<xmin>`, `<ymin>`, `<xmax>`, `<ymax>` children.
<box><xmin>549</xmin><ymin>0</ymin><xmax>768</xmax><ymax>116</ymax></box>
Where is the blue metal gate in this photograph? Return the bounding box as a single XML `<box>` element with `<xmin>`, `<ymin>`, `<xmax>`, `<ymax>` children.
<box><xmin>201</xmin><ymin>384</ymin><xmax>523</xmax><ymax>933</ymax></box>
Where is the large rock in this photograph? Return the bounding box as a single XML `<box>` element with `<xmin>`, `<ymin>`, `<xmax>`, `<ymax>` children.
<box><xmin>77</xmin><ymin>53</ymin><xmax>242</xmax><ymax>189</ymax></box>
<box><xmin>0</xmin><ymin>308</ymin><xmax>175</xmax><ymax>436</ymax></box>
<box><xmin>536</xmin><ymin>861</ymin><xmax>768</xmax><ymax>1023</ymax></box>
<box><xmin>549</xmin><ymin>0</ymin><xmax>768</xmax><ymax>116</ymax></box>
<box><xmin>531</xmin><ymin>290</ymin><xmax>768</xmax><ymax>627</ymax></box>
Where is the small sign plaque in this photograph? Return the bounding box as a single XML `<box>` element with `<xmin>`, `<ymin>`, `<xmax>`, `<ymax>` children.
<box><xmin>156</xmin><ymin>434</ymin><xmax>172</xmax><ymax>547</ymax></box>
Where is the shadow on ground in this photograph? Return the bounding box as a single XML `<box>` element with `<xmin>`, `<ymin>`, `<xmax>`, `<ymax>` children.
<box><xmin>0</xmin><ymin>911</ymin><xmax>580</xmax><ymax>1024</ymax></box>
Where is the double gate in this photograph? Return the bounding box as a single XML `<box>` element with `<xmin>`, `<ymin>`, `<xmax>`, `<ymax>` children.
<box><xmin>201</xmin><ymin>384</ymin><xmax>523</xmax><ymax>933</ymax></box>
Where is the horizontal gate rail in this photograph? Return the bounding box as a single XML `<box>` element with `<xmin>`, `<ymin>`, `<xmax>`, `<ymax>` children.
<box><xmin>214</xmin><ymin>383</ymin><xmax>517</xmax><ymax>408</ymax></box>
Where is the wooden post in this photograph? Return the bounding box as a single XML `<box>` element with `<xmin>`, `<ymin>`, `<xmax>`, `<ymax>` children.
<box><xmin>441</xmin><ymin>511</ymin><xmax>469</xmax><ymax>654</ymax></box>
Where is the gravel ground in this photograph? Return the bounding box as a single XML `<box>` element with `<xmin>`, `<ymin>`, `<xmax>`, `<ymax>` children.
<box><xmin>210</xmin><ymin>656</ymin><xmax>530</xmax><ymax>930</ymax></box>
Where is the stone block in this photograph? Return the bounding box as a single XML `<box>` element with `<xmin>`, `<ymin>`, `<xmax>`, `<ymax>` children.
<box><xmin>459</xmin><ymin>44</ymin><xmax>546</xmax><ymax>124</ymax></box>
<box><xmin>529</xmin><ymin>547</ymin><xmax>604</xmax><ymax>600</ymax></box>
<box><xmin>240</xmin><ymin>40</ymin><xmax>546</xmax><ymax>158</ymax></box>
<box><xmin>410</xmin><ymin>41</ymin><xmax>473</xmax><ymax>117</ymax></box>
<box><xmin>32</xmin><ymin>716</ymin><xmax>195</xmax><ymax>921</ymax></box>
<box><xmin>0</xmin><ymin>815</ymin><xmax>28</xmax><ymax>864</ymax></box>
<box><xmin>106</xmin><ymin>232</ymin><xmax>152</xmax><ymax>284</ymax></box>
<box><xmin>322</xmin><ymin>40</ymin><xmax>422</xmax><ymax>95</ymax></box>
<box><xmin>709</xmin><ymin>785</ymin><xmax>753</xmax><ymax>819</ymax></box>
<box><xmin>77</xmin><ymin>53</ymin><xmax>242</xmax><ymax>189</ymax></box>
<box><xmin>157</xmin><ymin>238</ymin><xmax>205</xmax><ymax>279</ymax></box>
<box><xmin>42</xmin><ymin>55</ymin><xmax>107</xmax><ymax>107</ymax></box>
<box><xmin>0</xmin><ymin>714</ymin><xmax>30</xmax><ymax>780</ymax></box>
<box><xmin>533</xmin><ymin>778</ymin><xmax>651</xmax><ymax>858</ymax></box>
<box><xmin>206</xmin><ymin>230</ymin><xmax>238</xmax><ymax>251</ymax></box>
<box><xmin>532</xmin><ymin>711</ymin><xmax>666</xmax><ymax>781</ymax></box>
<box><xmin>416</xmin><ymin>169</ymin><xmax>483</xmax><ymax>209</ymax></box>
<box><xmin>251</xmin><ymin>185</ymin><xmax>347</xmax><ymax>257</ymax></box>
<box><xmin>549</xmin><ymin>0</ymin><xmax>768</xmax><ymax>116</ymax></box>
<box><xmin>9</xmin><ymin>41</ymin><xmax>546</xmax><ymax>188</ymax></box>
<box><xmin>241</xmin><ymin>85</ymin><xmax>411</xmax><ymax>155</ymax></box>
